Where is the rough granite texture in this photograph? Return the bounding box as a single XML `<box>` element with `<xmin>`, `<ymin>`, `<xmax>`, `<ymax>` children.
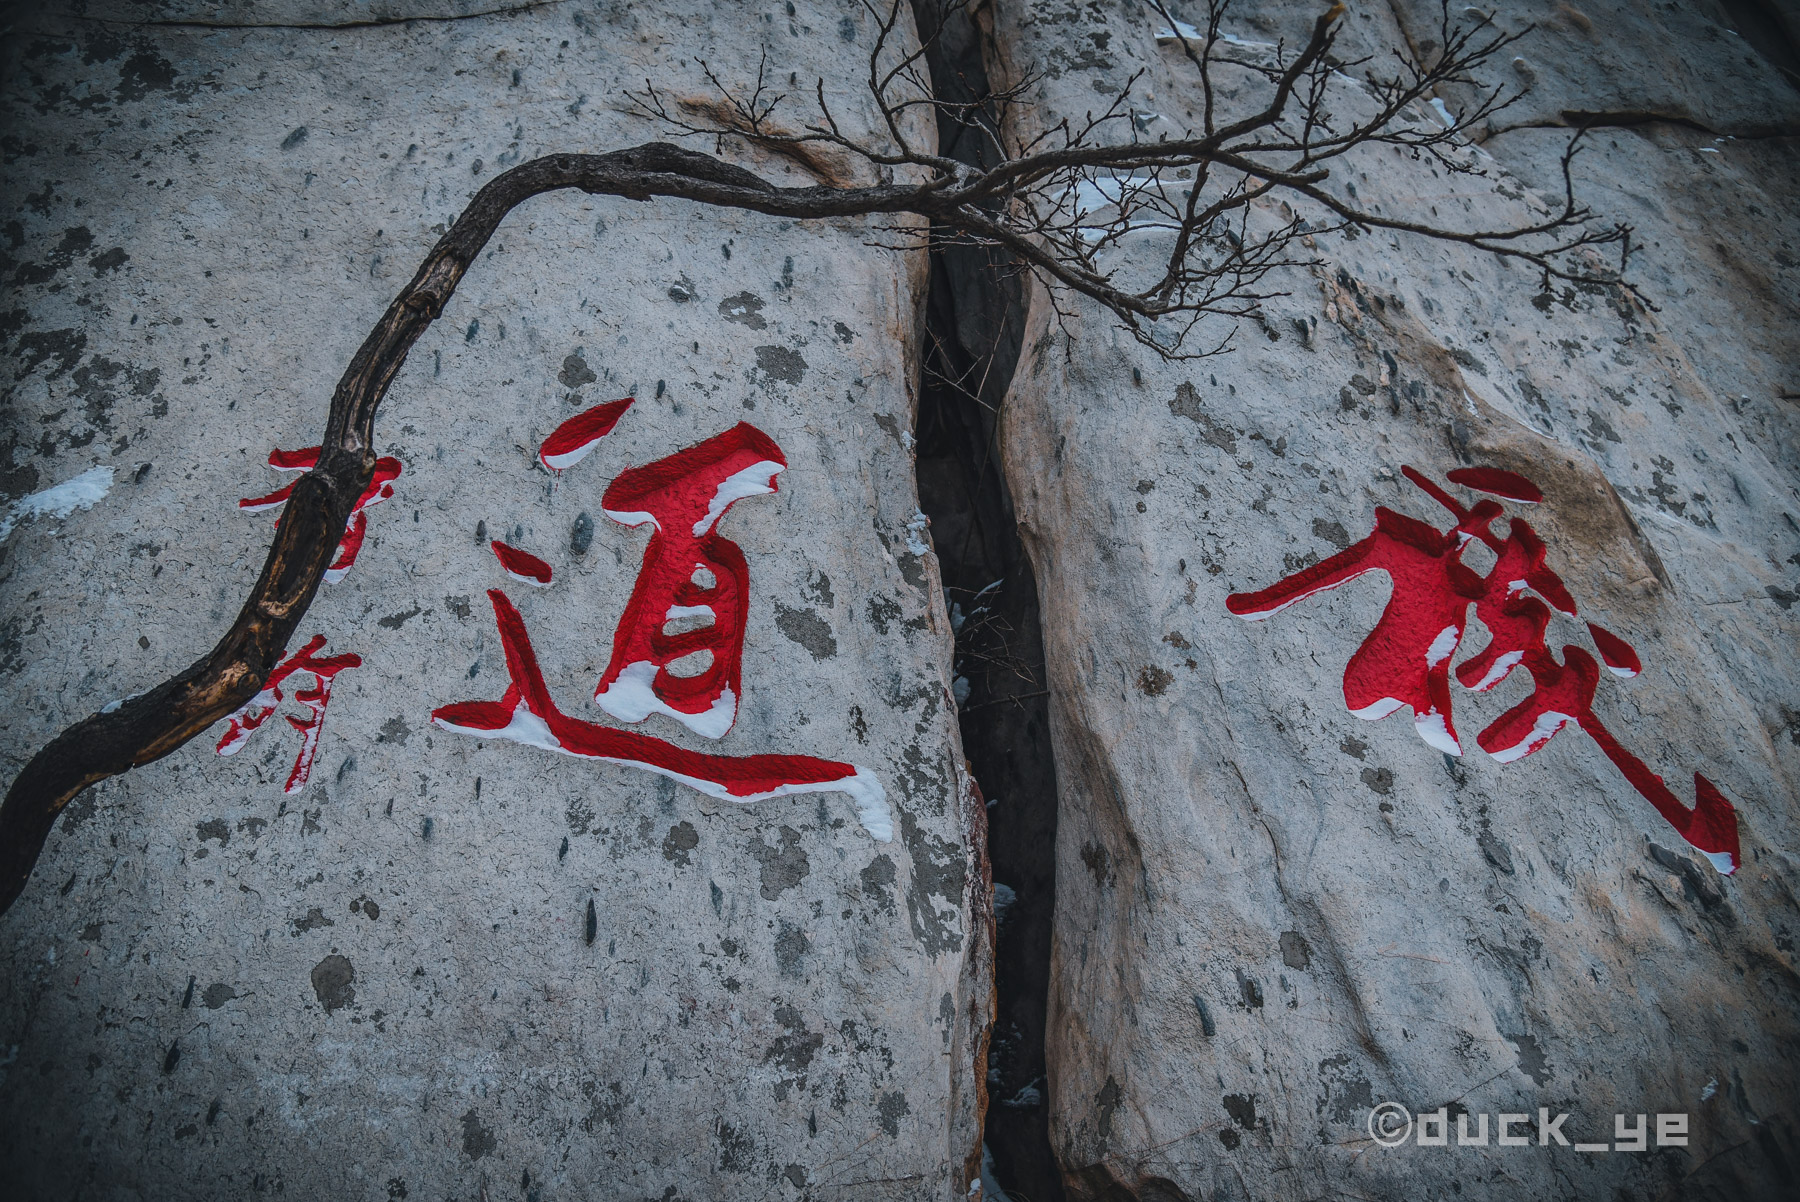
<box><xmin>4</xmin><ymin>1</ymin><xmax>1800</xmax><ymax>1200</ymax></box>
<box><xmin>988</xmin><ymin>1</ymin><xmax>1799</xmax><ymax>1199</ymax></box>
<box><xmin>0</xmin><ymin>3</ymin><xmax>988</xmax><ymax>1199</ymax></box>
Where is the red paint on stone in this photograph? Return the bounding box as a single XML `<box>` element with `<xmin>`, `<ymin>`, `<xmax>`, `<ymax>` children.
<box><xmin>593</xmin><ymin>422</ymin><xmax>788</xmax><ymax>740</ymax></box>
<box><xmin>432</xmin><ymin>590</ymin><xmax>866</xmax><ymax>800</ymax></box>
<box><xmin>433</xmin><ymin>412</ymin><xmax>889</xmax><ymax>836</ymax></box>
<box><xmin>215</xmin><ymin>635</ymin><xmax>361</xmax><ymax>795</ymax></box>
<box><xmin>491</xmin><ymin>540</ymin><xmax>553</xmax><ymax>586</ymax></box>
<box><xmin>238</xmin><ymin>446</ymin><xmax>402</xmax><ymax>582</ymax></box>
<box><xmin>1228</xmin><ymin>464</ymin><xmax>1740</xmax><ymax>873</ymax></box>
<box><xmin>1446</xmin><ymin>465</ymin><xmax>1544</xmax><ymax>503</ymax></box>
<box><xmin>1587</xmin><ymin>622</ymin><xmax>1641</xmax><ymax>678</ymax></box>
<box><xmin>539</xmin><ymin>398</ymin><xmax>635</xmax><ymax>470</ymax></box>
<box><xmin>1226</xmin><ymin>505</ymin><xmax>1480</xmax><ymax>754</ymax></box>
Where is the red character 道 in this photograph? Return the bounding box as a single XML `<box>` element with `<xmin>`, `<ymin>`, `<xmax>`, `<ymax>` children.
<box><xmin>1227</xmin><ymin>465</ymin><xmax>1741</xmax><ymax>874</ymax></box>
<box><xmin>430</xmin><ymin>400</ymin><xmax>891</xmax><ymax>841</ymax></box>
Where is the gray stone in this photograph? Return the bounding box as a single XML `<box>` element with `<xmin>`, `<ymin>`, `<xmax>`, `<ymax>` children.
<box><xmin>5</xmin><ymin>1</ymin><xmax>1797</xmax><ymax>1199</ymax></box>
<box><xmin>1388</xmin><ymin>0</ymin><xmax>1800</xmax><ymax>138</ymax></box>
<box><xmin>0</xmin><ymin>3</ymin><xmax>985</xmax><ymax>1198</ymax></box>
<box><xmin>989</xmin><ymin>1</ymin><xmax>1798</xmax><ymax>1198</ymax></box>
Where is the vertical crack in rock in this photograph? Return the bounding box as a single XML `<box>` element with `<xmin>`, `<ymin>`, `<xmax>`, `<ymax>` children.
<box><xmin>911</xmin><ymin>4</ymin><xmax>1064</xmax><ymax>1198</ymax></box>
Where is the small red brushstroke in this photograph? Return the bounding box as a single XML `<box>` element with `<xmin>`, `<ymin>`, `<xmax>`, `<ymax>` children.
<box><xmin>216</xmin><ymin>635</ymin><xmax>361</xmax><ymax>795</ymax></box>
<box><xmin>1446</xmin><ymin>466</ymin><xmax>1544</xmax><ymax>504</ymax></box>
<box><xmin>593</xmin><ymin>422</ymin><xmax>787</xmax><ymax>740</ymax></box>
<box><xmin>432</xmin><ymin>590</ymin><xmax>867</xmax><ymax>799</ymax></box>
<box><xmin>1587</xmin><ymin>622</ymin><xmax>1641</xmax><ymax>678</ymax></box>
<box><xmin>238</xmin><ymin>446</ymin><xmax>402</xmax><ymax>581</ymax></box>
<box><xmin>1227</xmin><ymin>464</ymin><xmax>1741</xmax><ymax>873</ymax></box>
<box><xmin>267</xmin><ymin>447</ymin><xmax>319</xmax><ymax>471</ymax></box>
<box><xmin>491</xmin><ymin>540</ymin><xmax>553</xmax><ymax>586</ymax></box>
<box><xmin>540</xmin><ymin>398</ymin><xmax>635</xmax><ymax>470</ymax></box>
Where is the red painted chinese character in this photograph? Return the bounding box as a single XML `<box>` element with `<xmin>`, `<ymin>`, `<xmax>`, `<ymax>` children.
<box><xmin>1228</xmin><ymin>465</ymin><xmax>1741</xmax><ymax>874</ymax></box>
<box><xmin>430</xmin><ymin>401</ymin><xmax>891</xmax><ymax>840</ymax></box>
<box><xmin>239</xmin><ymin>446</ymin><xmax>402</xmax><ymax>582</ymax></box>
<box><xmin>215</xmin><ymin>635</ymin><xmax>361</xmax><ymax>794</ymax></box>
<box><xmin>218</xmin><ymin>446</ymin><xmax>393</xmax><ymax>792</ymax></box>
<box><xmin>594</xmin><ymin>422</ymin><xmax>786</xmax><ymax>739</ymax></box>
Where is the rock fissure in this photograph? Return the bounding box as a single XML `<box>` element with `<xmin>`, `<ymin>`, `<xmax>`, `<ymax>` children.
<box><xmin>910</xmin><ymin>3</ymin><xmax>1064</xmax><ymax>1198</ymax></box>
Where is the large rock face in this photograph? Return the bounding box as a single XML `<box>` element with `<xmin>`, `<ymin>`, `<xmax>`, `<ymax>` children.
<box><xmin>0</xmin><ymin>3</ymin><xmax>988</xmax><ymax>1197</ymax></box>
<box><xmin>987</xmin><ymin>1</ymin><xmax>1799</xmax><ymax>1198</ymax></box>
<box><xmin>5</xmin><ymin>1</ymin><xmax>1799</xmax><ymax>1199</ymax></box>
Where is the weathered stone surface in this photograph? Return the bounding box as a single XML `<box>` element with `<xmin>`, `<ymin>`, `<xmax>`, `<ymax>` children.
<box><xmin>77</xmin><ymin>0</ymin><xmax>549</xmax><ymax>21</ymax></box>
<box><xmin>0</xmin><ymin>3</ymin><xmax>987</xmax><ymax>1197</ymax></box>
<box><xmin>989</xmin><ymin>1</ymin><xmax>1798</xmax><ymax>1198</ymax></box>
<box><xmin>1388</xmin><ymin>0</ymin><xmax>1800</xmax><ymax>137</ymax></box>
<box><xmin>7</xmin><ymin>1</ymin><xmax>1800</xmax><ymax>1198</ymax></box>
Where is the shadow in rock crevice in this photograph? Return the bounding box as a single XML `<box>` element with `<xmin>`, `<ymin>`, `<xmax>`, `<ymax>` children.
<box><xmin>909</xmin><ymin>3</ymin><xmax>1064</xmax><ymax>1199</ymax></box>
